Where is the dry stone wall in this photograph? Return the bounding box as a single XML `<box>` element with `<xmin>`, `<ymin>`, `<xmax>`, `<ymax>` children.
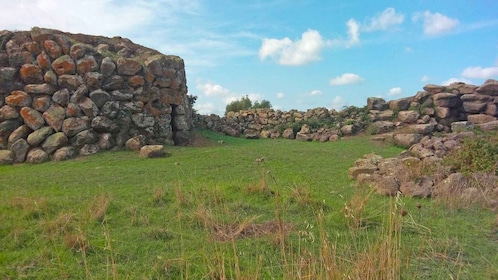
<box><xmin>196</xmin><ymin>79</ymin><xmax>498</xmax><ymax>143</ymax></box>
<box><xmin>0</xmin><ymin>28</ymin><xmax>191</xmax><ymax>164</ymax></box>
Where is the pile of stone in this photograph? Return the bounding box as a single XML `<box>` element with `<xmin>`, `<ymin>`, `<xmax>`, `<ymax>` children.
<box><xmin>195</xmin><ymin>106</ymin><xmax>367</xmax><ymax>141</ymax></box>
<box><xmin>0</xmin><ymin>28</ymin><xmax>191</xmax><ymax>164</ymax></box>
<box><xmin>348</xmin><ymin>132</ymin><xmax>498</xmax><ymax>207</ymax></box>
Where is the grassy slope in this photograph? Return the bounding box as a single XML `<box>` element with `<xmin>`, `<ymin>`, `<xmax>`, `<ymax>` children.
<box><xmin>0</xmin><ymin>130</ymin><xmax>496</xmax><ymax>279</ymax></box>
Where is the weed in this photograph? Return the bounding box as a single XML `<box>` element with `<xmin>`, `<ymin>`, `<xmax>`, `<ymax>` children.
<box><xmin>444</xmin><ymin>133</ymin><xmax>498</xmax><ymax>175</ymax></box>
<box><xmin>42</xmin><ymin>212</ymin><xmax>75</xmax><ymax>239</ymax></box>
<box><xmin>63</xmin><ymin>228</ymin><xmax>89</xmax><ymax>252</ymax></box>
<box><xmin>86</xmin><ymin>194</ymin><xmax>111</xmax><ymax>223</ymax></box>
<box><xmin>152</xmin><ymin>187</ymin><xmax>167</xmax><ymax>206</ymax></box>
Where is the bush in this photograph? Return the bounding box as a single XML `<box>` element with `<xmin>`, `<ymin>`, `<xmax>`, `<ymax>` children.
<box><xmin>444</xmin><ymin>133</ymin><xmax>498</xmax><ymax>175</ymax></box>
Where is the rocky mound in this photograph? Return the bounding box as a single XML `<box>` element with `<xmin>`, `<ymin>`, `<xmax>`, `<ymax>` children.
<box><xmin>349</xmin><ymin>132</ymin><xmax>498</xmax><ymax>210</ymax></box>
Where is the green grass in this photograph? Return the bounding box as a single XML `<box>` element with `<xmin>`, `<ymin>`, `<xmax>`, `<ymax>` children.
<box><xmin>0</xmin><ymin>130</ymin><xmax>497</xmax><ymax>279</ymax></box>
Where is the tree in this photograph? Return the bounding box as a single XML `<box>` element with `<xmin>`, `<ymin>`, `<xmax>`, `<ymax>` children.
<box><xmin>187</xmin><ymin>94</ymin><xmax>198</xmax><ymax>114</ymax></box>
<box><xmin>252</xmin><ymin>99</ymin><xmax>272</xmax><ymax>109</ymax></box>
<box><xmin>225</xmin><ymin>95</ymin><xmax>272</xmax><ymax>114</ymax></box>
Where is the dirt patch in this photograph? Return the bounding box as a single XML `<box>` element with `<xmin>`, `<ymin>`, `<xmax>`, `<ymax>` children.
<box><xmin>188</xmin><ymin>132</ymin><xmax>217</xmax><ymax>147</ymax></box>
<box><xmin>211</xmin><ymin>220</ymin><xmax>294</xmax><ymax>242</ymax></box>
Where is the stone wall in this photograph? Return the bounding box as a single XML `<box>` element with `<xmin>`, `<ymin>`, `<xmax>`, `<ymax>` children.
<box><xmin>195</xmin><ymin>79</ymin><xmax>498</xmax><ymax>142</ymax></box>
<box><xmin>0</xmin><ymin>27</ymin><xmax>192</xmax><ymax>164</ymax></box>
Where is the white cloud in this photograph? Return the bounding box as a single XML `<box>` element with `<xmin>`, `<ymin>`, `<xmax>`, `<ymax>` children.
<box><xmin>413</xmin><ymin>11</ymin><xmax>459</xmax><ymax>36</ymax></box>
<box><xmin>346</xmin><ymin>19</ymin><xmax>361</xmax><ymax>47</ymax></box>
<box><xmin>259</xmin><ymin>29</ymin><xmax>331</xmax><ymax>65</ymax></box>
<box><xmin>420</xmin><ymin>75</ymin><xmax>430</xmax><ymax>83</ymax></box>
<box><xmin>223</xmin><ymin>93</ymin><xmax>263</xmax><ymax>105</ymax></box>
<box><xmin>0</xmin><ymin>0</ymin><xmax>154</xmax><ymax>37</ymax></box>
<box><xmin>196</xmin><ymin>82</ymin><xmax>230</xmax><ymax>96</ymax></box>
<box><xmin>276</xmin><ymin>92</ymin><xmax>285</xmax><ymax>98</ymax></box>
<box><xmin>441</xmin><ymin>77</ymin><xmax>472</xmax><ymax>86</ymax></box>
<box><xmin>194</xmin><ymin>103</ymin><xmax>217</xmax><ymax>115</ymax></box>
<box><xmin>461</xmin><ymin>66</ymin><xmax>498</xmax><ymax>79</ymax></box>
<box><xmin>308</xmin><ymin>90</ymin><xmax>322</xmax><ymax>96</ymax></box>
<box><xmin>363</xmin><ymin>8</ymin><xmax>404</xmax><ymax>32</ymax></box>
<box><xmin>388</xmin><ymin>87</ymin><xmax>402</xmax><ymax>96</ymax></box>
<box><xmin>330</xmin><ymin>73</ymin><xmax>364</xmax><ymax>86</ymax></box>
<box><xmin>330</xmin><ymin>96</ymin><xmax>346</xmax><ymax>110</ymax></box>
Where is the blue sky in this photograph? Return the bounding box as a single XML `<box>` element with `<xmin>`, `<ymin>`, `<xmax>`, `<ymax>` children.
<box><xmin>2</xmin><ymin>0</ymin><xmax>498</xmax><ymax>115</ymax></box>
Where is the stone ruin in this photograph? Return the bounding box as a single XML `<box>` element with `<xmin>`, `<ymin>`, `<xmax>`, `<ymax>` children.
<box><xmin>0</xmin><ymin>27</ymin><xmax>192</xmax><ymax>164</ymax></box>
<box><xmin>195</xmin><ymin>80</ymin><xmax>498</xmax><ymax>143</ymax></box>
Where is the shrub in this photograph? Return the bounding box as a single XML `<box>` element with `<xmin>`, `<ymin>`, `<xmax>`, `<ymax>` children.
<box><xmin>444</xmin><ymin>133</ymin><xmax>498</xmax><ymax>175</ymax></box>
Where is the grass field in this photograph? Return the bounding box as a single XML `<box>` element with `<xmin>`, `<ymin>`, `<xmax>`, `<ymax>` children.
<box><xmin>1</xmin><ymin>130</ymin><xmax>497</xmax><ymax>279</ymax></box>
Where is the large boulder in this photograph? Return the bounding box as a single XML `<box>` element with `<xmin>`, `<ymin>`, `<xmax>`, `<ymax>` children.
<box><xmin>476</xmin><ymin>79</ymin><xmax>498</xmax><ymax>96</ymax></box>
<box><xmin>126</xmin><ymin>135</ymin><xmax>146</xmax><ymax>151</ymax></box>
<box><xmin>397</xmin><ymin>110</ymin><xmax>420</xmax><ymax>124</ymax></box>
<box><xmin>367</xmin><ymin>97</ymin><xmax>388</xmax><ymax>110</ymax></box>
<box><xmin>393</xmin><ymin>133</ymin><xmax>423</xmax><ymax>148</ymax></box>
<box><xmin>399</xmin><ymin>176</ymin><xmax>433</xmax><ymax>198</ymax></box>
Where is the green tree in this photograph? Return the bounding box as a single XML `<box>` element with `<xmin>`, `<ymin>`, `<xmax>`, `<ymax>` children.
<box><xmin>225</xmin><ymin>96</ymin><xmax>272</xmax><ymax>114</ymax></box>
<box><xmin>252</xmin><ymin>99</ymin><xmax>272</xmax><ymax>109</ymax></box>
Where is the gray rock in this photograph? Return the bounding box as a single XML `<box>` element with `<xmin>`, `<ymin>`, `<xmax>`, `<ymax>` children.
<box><xmin>26</xmin><ymin>148</ymin><xmax>49</xmax><ymax>163</ymax></box>
<box><xmin>282</xmin><ymin>128</ymin><xmax>295</xmax><ymax>139</ymax></box>
<box><xmin>397</xmin><ymin>110</ymin><xmax>420</xmax><ymax>124</ymax></box>
<box><xmin>477</xmin><ymin>120</ymin><xmax>498</xmax><ymax>131</ymax></box>
<box><xmin>78</xmin><ymin>97</ymin><xmax>99</xmax><ymax>117</ymax></box>
<box><xmin>394</xmin><ymin>133</ymin><xmax>423</xmax><ymax>148</ymax></box>
<box><xmin>27</xmin><ymin>126</ymin><xmax>54</xmax><ymax>146</ymax></box>
<box><xmin>221</xmin><ymin>125</ymin><xmax>239</xmax><ymax>137</ymax></box>
<box><xmin>0</xmin><ymin>149</ymin><xmax>15</xmax><ymax>165</ymax></box>
<box><xmin>62</xmin><ymin>117</ymin><xmax>90</xmax><ymax>137</ymax></box>
<box><xmin>52</xmin><ymin>88</ymin><xmax>69</xmax><ymax>106</ymax></box>
<box><xmin>0</xmin><ymin>105</ymin><xmax>19</xmax><ymax>121</ymax></box>
<box><xmin>20</xmin><ymin>107</ymin><xmax>45</xmax><ymax>130</ymax></box>
<box><xmin>126</xmin><ymin>135</ymin><xmax>146</xmax><ymax>151</ymax></box>
<box><xmin>389</xmin><ymin>97</ymin><xmax>412</xmax><ymax>111</ymax></box>
<box><xmin>341</xmin><ymin>125</ymin><xmax>355</xmax><ymax>136</ymax></box>
<box><xmin>42</xmin><ymin>104</ymin><xmax>65</xmax><ymax>131</ymax></box>
<box><xmin>58</xmin><ymin>75</ymin><xmax>83</xmax><ymax>90</ymax></box>
<box><xmin>53</xmin><ymin>146</ymin><xmax>77</xmax><ymax>161</ymax></box>
<box><xmin>10</xmin><ymin>138</ymin><xmax>30</xmax><ymax>163</ymax></box>
<box><xmin>79</xmin><ymin>144</ymin><xmax>100</xmax><ymax>156</ymax></box>
<box><xmin>89</xmin><ymin>89</ymin><xmax>110</xmax><ymax>108</ymax></box>
<box><xmin>451</xmin><ymin>121</ymin><xmax>474</xmax><ymax>132</ymax></box>
<box><xmin>42</xmin><ymin>132</ymin><xmax>68</xmax><ymax>154</ymax></box>
<box><xmin>433</xmin><ymin>92</ymin><xmax>462</xmax><ymax>108</ymax></box>
<box><xmin>132</xmin><ymin>112</ymin><xmax>155</xmax><ymax>128</ymax></box>
<box><xmin>71</xmin><ymin>129</ymin><xmax>98</xmax><ymax>147</ymax></box>
<box><xmin>140</xmin><ymin>145</ymin><xmax>165</xmax><ymax>158</ymax></box>
<box><xmin>8</xmin><ymin>125</ymin><xmax>32</xmax><ymax>146</ymax></box>
<box><xmin>91</xmin><ymin>116</ymin><xmax>119</xmax><ymax>133</ymax></box>
<box><xmin>367</xmin><ymin>97</ymin><xmax>388</xmax><ymax>110</ymax></box>
<box><xmin>467</xmin><ymin>114</ymin><xmax>496</xmax><ymax>124</ymax></box>
<box><xmin>100</xmin><ymin>57</ymin><xmax>116</xmax><ymax>77</ymax></box>
<box><xmin>423</xmin><ymin>84</ymin><xmax>446</xmax><ymax>94</ymax></box>
<box><xmin>98</xmin><ymin>133</ymin><xmax>115</xmax><ymax>150</ymax></box>
<box><xmin>399</xmin><ymin>176</ymin><xmax>433</xmax><ymax>198</ymax></box>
